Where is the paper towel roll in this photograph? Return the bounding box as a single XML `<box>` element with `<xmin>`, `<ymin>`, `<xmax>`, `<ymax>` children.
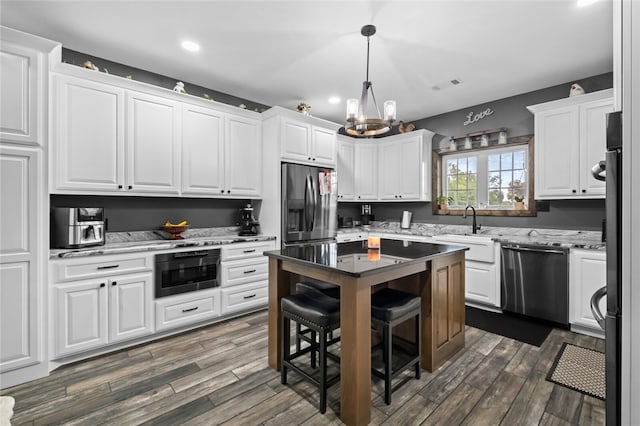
<box><xmin>401</xmin><ymin>211</ymin><xmax>412</xmax><ymax>229</ymax></box>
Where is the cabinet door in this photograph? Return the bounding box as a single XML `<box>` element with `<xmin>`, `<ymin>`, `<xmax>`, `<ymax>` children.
<box><xmin>55</xmin><ymin>280</ymin><xmax>108</xmax><ymax>357</ymax></box>
<box><xmin>337</xmin><ymin>139</ymin><xmax>355</xmax><ymax>200</ymax></box>
<box><xmin>0</xmin><ymin>42</ymin><xmax>39</xmax><ymax>145</ymax></box>
<box><xmin>579</xmin><ymin>99</ymin><xmax>613</xmax><ymax>197</ymax></box>
<box><xmin>311</xmin><ymin>126</ymin><xmax>336</xmax><ymax>166</ymax></box>
<box><xmin>354</xmin><ymin>142</ymin><xmax>378</xmax><ymax>200</ymax></box>
<box><xmin>378</xmin><ymin>140</ymin><xmax>401</xmax><ymax>200</ymax></box>
<box><xmin>570</xmin><ymin>249</ymin><xmax>606</xmax><ymax>330</ymax></box>
<box><xmin>398</xmin><ymin>137</ymin><xmax>422</xmax><ymax>199</ymax></box>
<box><xmin>0</xmin><ymin>147</ymin><xmax>39</xmax><ymax>372</ymax></box>
<box><xmin>181</xmin><ymin>103</ymin><xmax>225</xmax><ymax>195</ymax></box>
<box><xmin>109</xmin><ymin>273</ymin><xmax>154</xmax><ymax>343</ymax></box>
<box><xmin>534</xmin><ymin>106</ymin><xmax>580</xmax><ymax>198</ymax></box>
<box><xmin>281</xmin><ymin>119</ymin><xmax>310</xmax><ymax>162</ymax></box>
<box><xmin>465</xmin><ymin>261</ymin><xmax>499</xmax><ymax>307</ymax></box>
<box><xmin>225</xmin><ymin>115</ymin><xmax>261</xmax><ymax>197</ymax></box>
<box><xmin>126</xmin><ymin>91</ymin><xmax>180</xmax><ymax>194</ymax></box>
<box><xmin>53</xmin><ymin>75</ymin><xmax>125</xmax><ymax>192</ymax></box>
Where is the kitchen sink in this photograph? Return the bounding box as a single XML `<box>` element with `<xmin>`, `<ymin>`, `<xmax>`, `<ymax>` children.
<box><xmin>432</xmin><ymin>234</ymin><xmax>495</xmax><ymax>262</ymax></box>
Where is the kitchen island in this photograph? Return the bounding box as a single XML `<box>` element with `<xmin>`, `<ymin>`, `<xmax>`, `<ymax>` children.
<box><xmin>265</xmin><ymin>239</ymin><xmax>467</xmax><ymax>426</ymax></box>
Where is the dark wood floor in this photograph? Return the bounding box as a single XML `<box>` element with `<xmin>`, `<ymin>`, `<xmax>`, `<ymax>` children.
<box><xmin>1</xmin><ymin>309</ymin><xmax>605</xmax><ymax>425</ymax></box>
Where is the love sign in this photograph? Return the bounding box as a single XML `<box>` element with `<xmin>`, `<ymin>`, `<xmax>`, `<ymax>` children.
<box><xmin>463</xmin><ymin>108</ymin><xmax>494</xmax><ymax>126</ymax></box>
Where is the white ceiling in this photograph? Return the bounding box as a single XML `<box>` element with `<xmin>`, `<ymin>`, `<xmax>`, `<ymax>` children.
<box><xmin>0</xmin><ymin>0</ymin><xmax>613</xmax><ymax>124</ymax></box>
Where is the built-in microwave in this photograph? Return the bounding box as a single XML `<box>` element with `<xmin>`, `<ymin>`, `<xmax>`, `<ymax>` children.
<box><xmin>154</xmin><ymin>249</ymin><xmax>220</xmax><ymax>298</ymax></box>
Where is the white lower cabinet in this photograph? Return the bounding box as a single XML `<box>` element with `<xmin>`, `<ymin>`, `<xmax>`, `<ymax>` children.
<box><xmin>54</xmin><ymin>272</ymin><xmax>153</xmax><ymax>357</ymax></box>
<box><xmin>220</xmin><ymin>240</ymin><xmax>275</xmax><ymax>315</ymax></box>
<box><xmin>155</xmin><ymin>288</ymin><xmax>221</xmax><ymax>332</ymax></box>
<box><xmin>570</xmin><ymin>248</ymin><xmax>606</xmax><ymax>334</ymax></box>
<box><xmin>52</xmin><ymin>254</ymin><xmax>154</xmax><ymax>358</ymax></box>
<box><xmin>432</xmin><ymin>235</ymin><xmax>500</xmax><ymax>309</ymax></box>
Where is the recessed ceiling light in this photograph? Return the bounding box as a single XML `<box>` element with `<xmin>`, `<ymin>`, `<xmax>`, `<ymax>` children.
<box><xmin>577</xmin><ymin>0</ymin><xmax>599</xmax><ymax>6</ymax></box>
<box><xmin>328</xmin><ymin>96</ymin><xmax>341</xmax><ymax>104</ymax></box>
<box><xmin>181</xmin><ymin>40</ymin><xmax>200</xmax><ymax>52</ymax></box>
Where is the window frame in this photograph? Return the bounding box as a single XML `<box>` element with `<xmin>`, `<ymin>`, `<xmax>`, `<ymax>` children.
<box><xmin>432</xmin><ymin>136</ymin><xmax>536</xmax><ymax>216</ymax></box>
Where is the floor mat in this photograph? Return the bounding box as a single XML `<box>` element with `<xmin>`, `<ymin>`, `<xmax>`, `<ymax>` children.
<box><xmin>546</xmin><ymin>342</ymin><xmax>606</xmax><ymax>400</ymax></box>
<box><xmin>465</xmin><ymin>306</ymin><xmax>553</xmax><ymax>346</ymax></box>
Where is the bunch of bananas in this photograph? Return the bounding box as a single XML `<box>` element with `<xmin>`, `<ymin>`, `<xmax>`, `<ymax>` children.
<box><xmin>164</xmin><ymin>220</ymin><xmax>188</xmax><ymax>227</ymax></box>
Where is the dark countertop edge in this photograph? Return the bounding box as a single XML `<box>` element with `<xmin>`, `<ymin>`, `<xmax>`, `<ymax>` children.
<box><xmin>263</xmin><ymin>242</ymin><xmax>468</xmax><ymax>278</ymax></box>
<box><xmin>50</xmin><ymin>235</ymin><xmax>277</xmax><ymax>259</ymax></box>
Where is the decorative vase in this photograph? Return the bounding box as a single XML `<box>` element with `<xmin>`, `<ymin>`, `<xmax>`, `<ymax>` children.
<box><xmin>514</xmin><ymin>202</ymin><xmax>525</xmax><ymax>210</ymax></box>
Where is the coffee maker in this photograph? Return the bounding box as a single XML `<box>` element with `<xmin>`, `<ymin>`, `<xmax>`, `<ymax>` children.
<box><xmin>239</xmin><ymin>203</ymin><xmax>260</xmax><ymax>236</ymax></box>
<box><xmin>361</xmin><ymin>204</ymin><xmax>374</xmax><ymax>226</ymax></box>
<box><xmin>51</xmin><ymin>207</ymin><xmax>106</xmax><ymax>248</ymax></box>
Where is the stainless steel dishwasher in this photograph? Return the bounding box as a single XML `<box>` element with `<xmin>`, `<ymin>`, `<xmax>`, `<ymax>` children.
<box><xmin>500</xmin><ymin>243</ymin><xmax>569</xmax><ymax>325</ymax></box>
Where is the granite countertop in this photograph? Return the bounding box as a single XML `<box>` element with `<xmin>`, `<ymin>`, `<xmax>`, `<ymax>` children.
<box><xmin>50</xmin><ymin>227</ymin><xmax>276</xmax><ymax>259</ymax></box>
<box><xmin>339</xmin><ymin>222</ymin><xmax>605</xmax><ymax>250</ymax></box>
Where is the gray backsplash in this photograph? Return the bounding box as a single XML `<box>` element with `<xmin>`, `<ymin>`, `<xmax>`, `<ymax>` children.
<box><xmin>50</xmin><ymin>195</ymin><xmax>260</xmax><ymax>232</ymax></box>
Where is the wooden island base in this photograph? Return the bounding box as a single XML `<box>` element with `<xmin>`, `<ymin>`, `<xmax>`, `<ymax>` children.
<box><xmin>267</xmin><ymin>243</ymin><xmax>466</xmax><ymax>426</ymax></box>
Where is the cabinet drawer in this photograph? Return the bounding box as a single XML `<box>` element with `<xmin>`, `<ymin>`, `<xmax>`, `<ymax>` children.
<box><xmin>221</xmin><ymin>240</ymin><xmax>276</xmax><ymax>261</ymax></box>
<box><xmin>155</xmin><ymin>289</ymin><xmax>220</xmax><ymax>332</ymax></box>
<box><xmin>220</xmin><ymin>257</ymin><xmax>268</xmax><ymax>287</ymax></box>
<box><xmin>221</xmin><ymin>282</ymin><xmax>268</xmax><ymax>315</ymax></box>
<box><xmin>55</xmin><ymin>255</ymin><xmax>151</xmax><ymax>282</ymax></box>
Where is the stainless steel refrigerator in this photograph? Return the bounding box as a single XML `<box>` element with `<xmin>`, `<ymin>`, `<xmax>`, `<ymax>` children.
<box><xmin>591</xmin><ymin>110</ymin><xmax>622</xmax><ymax>425</ymax></box>
<box><xmin>281</xmin><ymin>163</ymin><xmax>337</xmax><ymax>247</ymax></box>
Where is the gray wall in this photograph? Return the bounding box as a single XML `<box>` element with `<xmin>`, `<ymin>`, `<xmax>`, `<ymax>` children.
<box><xmin>338</xmin><ymin>73</ymin><xmax>612</xmax><ymax>231</ymax></box>
<box><xmin>62</xmin><ymin>48</ymin><xmax>270</xmax><ymax>113</ymax></box>
<box><xmin>51</xmin><ymin>195</ymin><xmax>259</xmax><ymax>232</ymax></box>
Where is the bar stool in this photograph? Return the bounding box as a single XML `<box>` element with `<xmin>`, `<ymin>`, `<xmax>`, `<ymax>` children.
<box><xmin>370</xmin><ymin>287</ymin><xmax>421</xmax><ymax>405</ymax></box>
<box><xmin>281</xmin><ymin>291</ymin><xmax>341</xmax><ymax>414</ymax></box>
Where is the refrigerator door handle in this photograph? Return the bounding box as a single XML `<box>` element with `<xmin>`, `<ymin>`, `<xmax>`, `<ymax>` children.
<box><xmin>591</xmin><ymin>160</ymin><xmax>606</xmax><ymax>181</ymax></box>
<box><xmin>590</xmin><ymin>285</ymin><xmax>607</xmax><ymax>330</ymax></box>
<box><xmin>304</xmin><ymin>174</ymin><xmax>315</xmax><ymax>232</ymax></box>
<box><xmin>309</xmin><ymin>174</ymin><xmax>317</xmax><ymax>231</ymax></box>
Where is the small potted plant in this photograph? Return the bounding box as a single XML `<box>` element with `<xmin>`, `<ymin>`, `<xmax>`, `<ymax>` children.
<box><xmin>437</xmin><ymin>195</ymin><xmax>452</xmax><ymax>211</ymax></box>
<box><xmin>514</xmin><ymin>195</ymin><xmax>525</xmax><ymax>210</ymax></box>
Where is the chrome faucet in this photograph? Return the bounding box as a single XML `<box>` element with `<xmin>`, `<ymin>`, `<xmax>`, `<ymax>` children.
<box><xmin>463</xmin><ymin>205</ymin><xmax>481</xmax><ymax>234</ymax></box>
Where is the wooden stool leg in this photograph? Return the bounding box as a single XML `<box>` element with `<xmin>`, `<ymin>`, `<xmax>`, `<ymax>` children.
<box><xmin>319</xmin><ymin>328</ymin><xmax>327</xmax><ymax>414</ymax></box>
<box><xmin>415</xmin><ymin>313</ymin><xmax>421</xmax><ymax>379</ymax></box>
<box><xmin>281</xmin><ymin>314</ymin><xmax>290</xmax><ymax>385</ymax></box>
<box><xmin>384</xmin><ymin>323</ymin><xmax>392</xmax><ymax>405</ymax></box>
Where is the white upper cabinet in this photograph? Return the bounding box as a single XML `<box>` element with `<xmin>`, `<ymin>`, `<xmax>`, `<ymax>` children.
<box><xmin>52</xmin><ymin>75</ymin><xmax>125</xmax><ymax>192</ymax></box>
<box><xmin>337</xmin><ymin>129</ymin><xmax>433</xmax><ymax>202</ymax></box>
<box><xmin>224</xmin><ymin>115</ymin><xmax>262</xmax><ymax>197</ymax></box>
<box><xmin>264</xmin><ymin>106</ymin><xmax>339</xmax><ymax>168</ymax></box>
<box><xmin>0</xmin><ymin>37</ymin><xmax>42</xmax><ymax>145</ymax></box>
<box><xmin>337</xmin><ymin>138</ymin><xmax>355</xmax><ymax>200</ymax></box>
<box><xmin>181</xmin><ymin>103</ymin><xmax>225</xmax><ymax>195</ymax></box>
<box><xmin>51</xmin><ymin>68</ymin><xmax>262</xmax><ymax>198</ymax></box>
<box><xmin>126</xmin><ymin>91</ymin><xmax>181</xmax><ymax>194</ymax></box>
<box><xmin>528</xmin><ymin>89</ymin><xmax>613</xmax><ymax>199</ymax></box>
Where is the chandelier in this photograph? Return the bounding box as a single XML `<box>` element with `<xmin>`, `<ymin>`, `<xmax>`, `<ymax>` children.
<box><xmin>345</xmin><ymin>25</ymin><xmax>396</xmax><ymax>137</ymax></box>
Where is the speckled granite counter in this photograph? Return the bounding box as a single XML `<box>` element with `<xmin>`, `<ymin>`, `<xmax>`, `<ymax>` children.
<box><xmin>50</xmin><ymin>227</ymin><xmax>276</xmax><ymax>259</ymax></box>
<box><xmin>339</xmin><ymin>222</ymin><xmax>605</xmax><ymax>250</ymax></box>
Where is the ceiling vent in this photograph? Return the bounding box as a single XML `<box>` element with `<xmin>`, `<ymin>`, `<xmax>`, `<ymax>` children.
<box><xmin>432</xmin><ymin>78</ymin><xmax>463</xmax><ymax>91</ymax></box>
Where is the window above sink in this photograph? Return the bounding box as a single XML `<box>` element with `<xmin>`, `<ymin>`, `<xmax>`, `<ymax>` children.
<box><xmin>432</xmin><ymin>135</ymin><xmax>536</xmax><ymax>217</ymax></box>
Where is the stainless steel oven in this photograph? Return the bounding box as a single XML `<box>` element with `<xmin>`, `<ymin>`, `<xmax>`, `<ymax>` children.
<box><xmin>155</xmin><ymin>249</ymin><xmax>220</xmax><ymax>298</ymax></box>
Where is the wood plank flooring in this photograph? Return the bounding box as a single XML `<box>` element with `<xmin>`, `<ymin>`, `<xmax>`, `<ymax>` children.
<box><xmin>1</xmin><ymin>309</ymin><xmax>606</xmax><ymax>425</ymax></box>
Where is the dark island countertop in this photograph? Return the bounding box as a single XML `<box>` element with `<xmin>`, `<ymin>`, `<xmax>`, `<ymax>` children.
<box><xmin>264</xmin><ymin>238</ymin><xmax>468</xmax><ymax>277</ymax></box>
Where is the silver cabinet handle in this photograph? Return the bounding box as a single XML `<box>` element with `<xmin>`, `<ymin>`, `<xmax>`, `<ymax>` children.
<box><xmin>590</xmin><ymin>286</ymin><xmax>607</xmax><ymax>330</ymax></box>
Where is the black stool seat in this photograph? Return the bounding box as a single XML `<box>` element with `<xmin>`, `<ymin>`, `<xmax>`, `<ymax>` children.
<box><xmin>370</xmin><ymin>287</ymin><xmax>421</xmax><ymax>405</ymax></box>
<box><xmin>371</xmin><ymin>288</ymin><xmax>421</xmax><ymax>322</ymax></box>
<box><xmin>296</xmin><ymin>281</ymin><xmax>341</xmax><ymax>299</ymax></box>
<box><xmin>281</xmin><ymin>291</ymin><xmax>341</xmax><ymax>414</ymax></box>
<box><xmin>282</xmin><ymin>291</ymin><xmax>340</xmax><ymax>327</ymax></box>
